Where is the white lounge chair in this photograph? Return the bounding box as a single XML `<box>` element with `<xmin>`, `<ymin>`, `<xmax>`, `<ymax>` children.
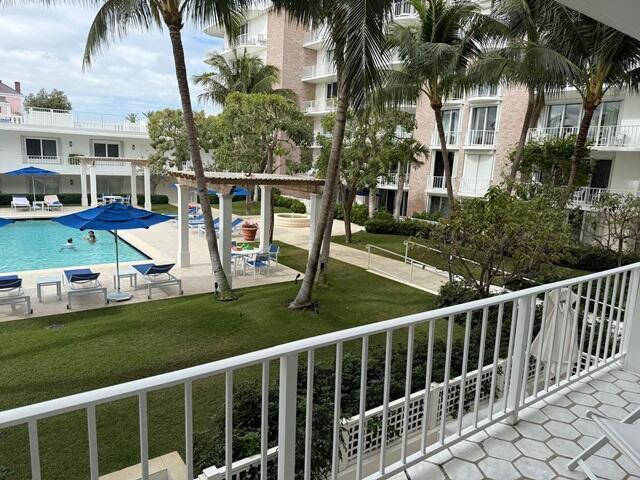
<box><xmin>63</xmin><ymin>269</ymin><xmax>108</xmax><ymax>309</ymax></box>
<box><xmin>44</xmin><ymin>194</ymin><xmax>63</xmax><ymax>211</ymax></box>
<box><xmin>0</xmin><ymin>275</ymin><xmax>32</xmax><ymax>315</ymax></box>
<box><xmin>568</xmin><ymin>406</ymin><xmax>640</xmax><ymax>479</ymax></box>
<box><xmin>11</xmin><ymin>196</ymin><xmax>30</xmax><ymax>211</ymax></box>
<box><xmin>131</xmin><ymin>263</ymin><xmax>183</xmax><ymax>299</ymax></box>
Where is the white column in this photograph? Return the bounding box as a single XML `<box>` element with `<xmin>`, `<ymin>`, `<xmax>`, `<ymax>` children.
<box><xmin>217</xmin><ymin>193</ymin><xmax>233</xmax><ymax>281</ymax></box>
<box><xmin>176</xmin><ymin>184</ymin><xmax>190</xmax><ymax>268</ymax></box>
<box><xmin>623</xmin><ymin>269</ymin><xmax>640</xmax><ymax>372</ymax></box>
<box><xmin>308</xmin><ymin>193</ymin><xmax>323</xmax><ymax>254</ymax></box>
<box><xmin>259</xmin><ymin>185</ymin><xmax>272</xmax><ymax>253</ymax></box>
<box><xmin>80</xmin><ymin>162</ymin><xmax>88</xmax><ymax>207</ymax></box>
<box><xmin>277</xmin><ymin>353</ymin><xmax>298</xmax><ymax>480</ymax></box>
<box><xmin>130</xmin><ymin>163</ymin><xmax>138</xmax><ymax>207</ymax></box>
<box><xmin>143</xmin><ymin>166</ymin><xmax>151</xmax><ymax>211</ymax></box>
<box><xmin>89</xmin><ymin>164</ymin><xmax>98</xmax><ymax>207</ymax></box>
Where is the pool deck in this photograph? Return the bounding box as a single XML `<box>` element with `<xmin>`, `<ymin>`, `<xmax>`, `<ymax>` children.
<box><xmin>0</xmin><ymin>206</ymin><xmax>302</xmax><ymax>322</ymax></box>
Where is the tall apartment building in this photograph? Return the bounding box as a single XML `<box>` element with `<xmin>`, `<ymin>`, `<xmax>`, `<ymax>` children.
<box><xmin>204</xmin><ymin>1</ymin><xmax>640</xmax><ymax>228</ymax></box>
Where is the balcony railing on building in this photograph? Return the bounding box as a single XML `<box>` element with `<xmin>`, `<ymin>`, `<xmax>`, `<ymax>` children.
<box><xmin>302</xmin><ymin>63</ymin><xmax>336</xmax><ymax>80</ymax></box>
<box><xmin>430</xmin><ymin>130</ymin><xmax>460</xmax><ymax>148</ymax></box>
<box><xmin>527</xmin><ymin>124</ymin><xmax>640</xmax><ymax>149</ymax></box>
<box><xmin>392</xmin><ymin>0</ymin><xmax>418</xmax><ymax>19</ymax></box>
<box><xmin>303</xmin><ymin>97</ymin><xmax>338</xmax><ymax>114</ymax></box>
<box><xmin>426</xmin><ymin>175</ymin><xmax>447</xmax><ymax>192</ymax></box>
<box><xmin>465</xmin><ymin>129</ymin><xmax>496</xmax><ymax>147</ymax></box>
<box><xmin>0</xmin><ymin>107</ymin><xmax>147</xmax><ymax>134</ymax></box>
<box><xmin>224</xmin><ymin>33</ymin><xmax>267</xmax><ymax>50</ymax></box>
<box><xmin>2</xmin><ymin>263</ymin><xmax>639</xmax><ymax>480</ymax></box>
<box><xmin>303</xmin><ymin>27</ymin><xmax>327</xmax><ymax>46</ymax></box>
<box><xmin>459</xmin><ymin>177</ymin><xmax>491</xmax><ymax>197</ymax></box>
<box><xmin>572</xmin><ymin>185</ymin><xmax>640</xmax><ymax>209</ymax></box>
<box><xmin>377</xmin><ymin>172</ymin><xmax>410</xmax><ymax>189</ymax></box>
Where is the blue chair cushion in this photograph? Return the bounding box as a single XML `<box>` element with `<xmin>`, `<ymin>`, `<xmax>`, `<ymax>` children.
<box><xmin>64</xmin><ymin>269</ymin><xmax>100</xmax><ymax>283</ymax></box>
<box><xmin>133</xmin><ymin>263</ymin><xmax>175</xmax><ymax>275</ymax></box>
<box><xmin>0</xmin><ymin>275</ymin><xmax>21</xmax><ymax>290</ymax></box>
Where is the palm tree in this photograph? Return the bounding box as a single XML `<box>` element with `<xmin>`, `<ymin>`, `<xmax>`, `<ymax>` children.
<box><xmin>385</xmin><ymin>0</ymin><xmax>503</xmax><ymax>209</ymax></box>
<box><xmin>552</xmin><ymin>7</ymin><xmax>640</xmax><ymax>187</ymax></box>
<box><xmin>83</xmin><ymin>0</ymin><xmax>247</xmax><ymax>300</ymax></box>
<box><xmin>193</xmin><ymin>50</ymin><xmax>295</xmax><ymax>105</ymax></box>
<box><xmin>270</xmin><ymin>0</ymin><xmax>393</xmax><ymax>309</ymax></box>
<box><xmin>485</xmin><ymin>0</ymin><xmax>574</xmax><ymax>190</ymax></box>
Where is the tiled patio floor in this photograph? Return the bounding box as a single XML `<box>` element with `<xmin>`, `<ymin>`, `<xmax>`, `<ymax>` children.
<box><xmin>394</xmin><ymin>364</ymin><xmax>640</xmax><ymax>480</ymax></box>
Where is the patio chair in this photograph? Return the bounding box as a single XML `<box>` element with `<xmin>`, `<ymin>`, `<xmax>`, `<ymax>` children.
<box><xmin>195</xmin><ymin>217</ymin><xmax>220</xmax><ymax>235</ymax></box>
<box><xmin>123</xmin><ymin>194</ymin><xmax>131</xmax><ymax>205</ymax></box>
<box><xmin>63</xmin><ymin>269</ymin><xmax>108</xmax><ymax>309</ymax></box>
<box><xmin>0</xmin><ymin>275</ymin><xmax>32</xmax><ymax>315</ymax></box>
<box><xmin>268</xmin><ymin>244</ymin><xmax>280</xmax><ymax>269</ymax></box>
<box><xmin>10</xmin><ymin>196</ymin><xmax>30</xmax><ymax>211</ymax></box>
<box><xmin>44</xmin><ymin>194</ymin><xmax>63</xmax><ymax>211</ymax></box>
<box><xmin>568</xmin><ymin>406</ymin><xmax>640</xmax><ymax>479</ymax></box>
<box><xmin>245</xmin><ymin>253</ymin><xmax>270</xmax><ymax>279</ymax></box>
<box><xmin>131</xmin><ymin>263</ymin><xmax>183</xmax><ymax>299</ymax></box>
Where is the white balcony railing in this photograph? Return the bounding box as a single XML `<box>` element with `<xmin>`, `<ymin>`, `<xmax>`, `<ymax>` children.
<box><xmin>1</xmin><ymin>264</ymin><xmax>638</xmax><ymax>480</ymax></box>
<box><xmin>459</xmin><ymin>177</ymin><xmax>491</xmax><ymax>197</ymax></box>
<box><xmin>392</xmin><ymin>0</ymin><xmax>418</xmax><ymax>19</ymax></box>
<box><xmin>572</xmin><ymin>185</ymin><xmax>640</xmax><ymax>208</ymax></box>
<box><xmin>465</xmin><ymin>129</ymin><xmax>496</xmax><ymax>147</ymax></box>
<box><xmin>377</xmin><ymin>172</ymin><xmax>410</xmax><ymax>189</ymax></box>
<box><xmin>225</xmin><ymin>33</ymin><xmax>267</xmax><ymax>50</ymax></box>
<box><xmin>427</xmin><ymin>175</ymin><xmax>446</xmax><ymax>191</ymax></box>
<box><xmin>303</xmin><ymin>28</ymin><xmax>326</xmax><ymax>46</ymax></box>
<box><xmin>0</xmin><ymin>263</ymin><xmax>640</xmax><ymax>480</ymax></box>
<box><xmin>302</xmin><ymin>63</ymin><xmax>336</xmax><ymax>80</ymax></box>
<box><xmin>303</xmin><ymin>97</ymin><xmax>338</xmax><ymax>114</ymax></box>
<box><xmin>430</xmin><ymin>130</ymin><xmax>460</xmax><ymax>147</ymax></box>
<box><xmin>0</xmin><ymin>107</ymin><xmax>147</xmax><ymax>134</ymax></box>
<box><xmin>527</xmin><ymin>124</ymin><xmax>640</xmax><ymax>149</ymax></box>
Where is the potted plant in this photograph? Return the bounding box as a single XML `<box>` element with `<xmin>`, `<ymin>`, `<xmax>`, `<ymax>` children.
<box><xmin>240</xmin><ymin>221</ymin><xmax>259</xmax><ymax>241</ymax></box>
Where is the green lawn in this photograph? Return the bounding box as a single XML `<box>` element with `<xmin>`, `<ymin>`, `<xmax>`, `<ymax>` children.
<box><xmin>333</xmin><ymin>231</ymin><xmax>591</xmax><ymax>284</ymax></box>
<box><xmin>0</xmin><ymin>243</ymin><xmax>439</xmax><ymax>480</ymax></box>
<box><xmin>152</xmin><ymin>201</ymin><xmax>290</xmax><ymax>217</ymax></box>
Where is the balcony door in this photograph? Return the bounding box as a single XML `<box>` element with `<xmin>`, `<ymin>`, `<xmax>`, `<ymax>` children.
<box><xmin>437</xmin><ymin>109</ymin><xmax>460</xmax><ymax>145</ymax></box>
<box><xmin>469</xmin><ymin>106</ymin><xmax>497</xmax><ymax>145</ymax></box>
<box><xmin>590</xmin><ymin>159</ymin><xmax>612</xmax><ymax>189</ymax></box>
<box><xmin>431</xmin><ymin>151</ymin><xmax>455</xmax><ymax>188</ymax></box>
<box><xmin>463</xmin><ymin>153</ymin><xmax>493</xmax><ymax>194</ymax></box>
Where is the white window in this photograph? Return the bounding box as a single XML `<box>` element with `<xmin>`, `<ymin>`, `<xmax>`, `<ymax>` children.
<box><xmin>462</xmin><ymin>153</ymin><xmax>494</xmax><ymax>194</ymax></box>
<box><xmin>326</xmin><ymin>82</ymin><xmax>338</xmax><ymax>99</ymax></box>
<box><xmin>468</xmin><ymin>106</ymin><xmax>498</xmax><ymax>145</ymax></box>
<box><xmin>473</xmin><ymin>84</ymin><xmax>499</xmax><ymax>97</ymax></box>
<box><xmin>93</xmin><ymin>142</ymin><xmax>120</xmax><ymax>158</ymax></box>
<box><xmin>25</xmin><ymin>138</ymin><xmax>57</xmax><ymax>158</ymax></box>
<box><xmin>544</xmin><ymin>101</ymin><xmax>621</xmax><ymax>130</ymax></box>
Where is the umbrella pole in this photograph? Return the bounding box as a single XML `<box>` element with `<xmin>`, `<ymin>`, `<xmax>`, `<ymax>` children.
<box><xmin>32</xmin><ymin>177</ymin><xmax>36</xmax><ymax>203</ymax></box>
<box><xmin>115</xmin><ymin>229</ymin><xmax>121</xmax><ymax>292</ymax></box>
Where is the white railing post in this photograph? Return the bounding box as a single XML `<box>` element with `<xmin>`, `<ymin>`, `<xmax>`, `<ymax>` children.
<box><xmin>506</xmin><ymin>295</ymin><xmax>534</xmax><ymax>424</ymax></box>
<box><xmin>277</xmin><ymin>354</ymin><xmax>298</xmax><ymax>480</ymax></box>
<box><xmin>623</xmin><ymin>268</ymin><xmax>640</xmax><ymax>372</ymax></box>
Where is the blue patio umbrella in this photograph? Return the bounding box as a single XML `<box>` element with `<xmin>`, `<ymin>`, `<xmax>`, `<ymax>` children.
<box><xmin>0</xmin><ymin>218</ymin><xmax>14</xmax><ymax>228</ymax></box>
<box><xmin>4</xmin><ymin>166</ymin><xmax>59</xmax><ymax>202</ymax></box>
<box><xmin>54</xmin><ymin>203</ymin><xmax>171</xmax><ymax>302</ymax></box>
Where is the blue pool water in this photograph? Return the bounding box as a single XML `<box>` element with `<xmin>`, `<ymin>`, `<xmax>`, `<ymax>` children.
<box><xmin>0</xmin><ymin>220</ymin><xmax>149</xmax><ymax>273</ymax></box>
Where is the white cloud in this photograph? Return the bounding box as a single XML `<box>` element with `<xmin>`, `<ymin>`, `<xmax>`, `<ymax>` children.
<box><xmin>0</xmin><ymin>4</ymin><xmax>223</xmax><ymax>117</ymax></box>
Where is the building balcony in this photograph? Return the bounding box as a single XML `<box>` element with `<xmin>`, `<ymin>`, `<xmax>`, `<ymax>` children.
<box><xmin>465</xmin><ymin>129</ymin><xmax>497</xmax><ymax>148</ymax></box>
<box><xmin>392</xmin><ymin>0</ymin><xmax>418</xmax><ymax>23</ymax></box>
<box><xmin>1</xmin><ymin>155</ymin><xmax>140</xmax><ymax>175</ymax></box>
<box><xmin>213</xmin><ymin>33</ymin><xmax>267</xmax><ymax>56</ymax></box>
<box><xmin>203</xmin><ymin>1</ymin><xmax>271</xmax><ymax>36</ymax></box>
<box><xmin>377</xmin><ymin>172</ymin><xmax>409</xmax><ymax>190</ymax></box>
<box><xmin>467</xmin><ymin>85</ymin><xmax>501</xmax><ymax>102</ymax></box>
<box><xmin>527</xmin><ymin>125</ymin><xmax>640</xmax><ymax>151</ymax></box>
<box><xmin>426</xmin><ymin>175</ymin><xmax>449</xmax><ymax>194</ymax></box>
<box><xmin>303</xmin><ymin>97</ymin><xmax>338</xmax><ymax>115</ymax></box>
<box><xmin>0</xmin><ymin>107</ymin><xmax>147</xmax><ymax>135</ymax></box>
<box><xmin>430</xmin><ymin>131</ymin><xmax>461</xmax><ymax>149</ymax></box>
<box><xmin>572</xmin><ymin>185</ymin><xmax>640</xmax><ymax>209</ymax></box>
<box><xmin>303</xmin><ymin>28</ymin><xmax>327</xmax><ymax>49</ymax></box>
<box><xmin>302</xmin><ymin>63</ymin><xmax>337</xmax><ymax>83</ymax></box>
<box><xmin>458</xmin><ymin>177</ymin><xmax>491</xmax><ymax>197</ymax></box>
<box><xmin>3</xmin><ymin>265</ymin><xmax>640</xmax><ymax>479</ymax></box>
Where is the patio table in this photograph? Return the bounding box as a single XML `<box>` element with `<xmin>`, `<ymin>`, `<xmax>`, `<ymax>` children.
<box><xmin>231</xmin><ymin>247</ymin><xmax>262</xmax><ymax>276</ymax></box>
<box><xmin>102</xmin><ymin>195</ymin><xmax>124</xmax><ymax>204</ymax></box>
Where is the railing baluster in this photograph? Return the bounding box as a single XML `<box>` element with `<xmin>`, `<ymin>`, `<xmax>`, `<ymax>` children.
<box><xmin>508</xmin><ymin>295</ymin><xmax>535</xmax><ymax>422</ymax></box>
<box><xmin>331</xmin><ymin>342</ymin><xmax>343</xmax><ymax>480</ymax></box>
<box><xmin>566</xmin><ymin>283</ymin><xmax>583</xmax><ymax>382</ymax></box>
<box><xmin>533</xmin><ymin>292</ymin><xmax>548</xmax><ymax>397</ymax></box>
<box><xmin>613</xmin><ymin>272</ymin><xmax>629</xmax><ymax>357</ymax></box>
<box><xmin>303</xmin><ymin>351</ymin><xmax>314</xmax><ymax>480</ymax></box>
<box><xmin>502</xmin><ymin>302</ymin><xmax>517</xmax><ymax>414</ymax></box>
<box><xmin>420</xmin><ymin>321</ymin><xmax>435</xmax><ymax>453</ymax></box>
<box><xmin>277</xmin><ymin>354</ymin><xmax>298</xmax><ymax>480</ymax></box>
<box><xmin>544</xmin><ymin>289</ymin><xmax>561</xmax><ymax>392</ymax></box>
<box><xmin>138</xmin><ymin>392</ymin><xmax>149</xmax><ymax>480</ymax></box>
<box><xmin>473</xmin><ymin>308</ymin><xmax>488</xmax><ymax>428</ymax></box>
<box><xmin>488</xmin><ymin>303</ymin><xmax>504</xmax><ymax>420</ymax></box>
<box><xmin>457</xmin><ymin>311</ymin><xmax>472</xmax><ymax>435</ymax></box>
<box><xmin>379</xmin><ymin>331</ymin><xmax>393</xmax><ymax>474</ymax></box>
<box><xmin>261</xmin><ymin>360</ymin><xmax>270</xmax><ymax>480</ymax></box>
<box><xmin>356</xmin><ymin>337</ymin><xmax>369</xmax><ymax>480</ymax></box>
<box><xmin>594</xmin><ymin>275</ymin><xmax>611</xmax><ymax>366</ymax></box>
<box><xmin>555</xmin><ymin>286</ymin><xmax>573</xmax><ymax>386</ymax></box>
<box><xmin>439</xmin><ymin>315</ymin><xmax>455</xmax><ymax>443</ymax></box>
<box><xmin>586</xmin><ymin>278</ymin><xmax>603</xmax><ymax>371</ymax></box>
<box><xmin>401</xmin><ymin>325</ymin><xmax>415</xmax><ymax>463</ymax></box>
<box><xmin>28</xmin><ymin>419</ymin><xmax>41</xmax><ymax>480</ymax></box>
<box><xmin>225</xmin><ymin>371</ymin><xmax>233</xmax><ymax>480</ymax></box>
<box><xmin>577</xmin><ymin>280</ymin><xmax>594</xmax><ymax>377</ymax></box>
<box><xmin>602</xmin><ymin>273</ymin><xmax>620</xmax><ymax>362</ymax></box>
<box><xmin>521</xmin><ymin>295</ymin><xmax>536</xmax><ymax>402</ymax></box>
<box><xmin>184</xmin><ymin>381</ymin><xmax>193</xmax><ymax>480</ymax></box>
<box><xmin>87</xmin><ymin>405</ymin><xmax>99</xmax><ymax>480</ymax></box>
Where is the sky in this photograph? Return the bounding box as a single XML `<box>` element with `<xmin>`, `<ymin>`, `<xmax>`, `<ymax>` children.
<box><xmin>0</xmin><ymin>4</ymin><xmax>224</xmax><ymax>117</ymax></box>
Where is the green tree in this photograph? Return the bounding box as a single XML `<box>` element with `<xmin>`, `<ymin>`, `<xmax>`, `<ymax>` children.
<box><xmin>435</xmin><ymin>187</ymin><xmax>570</xmax><ymax>296</ymax></box>
<box><xmin>125</xmin><ymin>112</ymin><xmax>138</xmax><ymax>123</ymax></box>
<box><xmin>83</xmin><ymin>0</ymin><xmax>248</xmax><ymax>299</ymax></box>
<box><xmin>385</xmin><ymin>0</ymin><xmax>502</xmax><ymax>209</ymax></box>
<box><xmin>24</xmin><ymin>88</ymin><xmax>72</xmax><ymax>110</ymax></box>
<box><xmin>193</xmin><ymin>50</ymin><xmax>294</xmax><ymax>105</ymax></box>
<box><xmin>271</xmin><ymin>0</ymin><xmax>393</xmax><ymax>309</ymax></box>
<box><xmin>551</xmin><ymin>7</ymin><xmax>640</xmax><ymax>187</ymax></box>
<box><xmin>586</xmin><ymin>192</ymin><xmax>640</xmax><ymax>266</ymax></box>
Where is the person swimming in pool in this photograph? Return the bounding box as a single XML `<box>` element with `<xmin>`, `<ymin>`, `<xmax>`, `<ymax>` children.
<box><xmin>59</xmin><ymin>238</ymin><xmax>76</xmax><ymax>252</ymax></box>
<box><xmin>85</xmin><ymin>230</ymin><xmax>97</xmax><ymax>243</ymax></box>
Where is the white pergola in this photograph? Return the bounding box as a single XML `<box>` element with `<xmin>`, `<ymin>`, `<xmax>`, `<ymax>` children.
<box><xmin>170</xmin><ymin>170</ymin><xmax>325</xmax><ymax>280</ymax></box>
<box><xmin>78</xmin><ymin>157</ymin><xmax>152</xmax><ymax>210</ymax></box>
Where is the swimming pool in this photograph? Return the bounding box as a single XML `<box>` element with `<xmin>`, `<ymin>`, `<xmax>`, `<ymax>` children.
<box><xmin>0</xmin><ymin>220</ymin><xmax>149</xmax><ymax>273</ymax></box>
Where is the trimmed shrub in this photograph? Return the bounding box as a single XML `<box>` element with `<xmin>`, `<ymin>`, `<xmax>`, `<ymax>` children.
<box><xmin>335</xmin><ymin>203</ymin><xmax>369</xmax><ymax>225</ymax></box>
<box><xmin>273</xmin><ymin>193</ymin><xmax>306</xmax><ymax>214</ymax></box>
<box><xmin>555</xmin><ymin>244</ymin><xmax>640</xmax><ymax>271</ymax></box>
<box><xmin>412</xmin><ymin>210</ymin><xmax>443</xmax><ymax>221</ymax></box>
<box><xmin>364</xmin><ymin>212</ymin><xmax>434</xmax><ymax>238</ymax></box>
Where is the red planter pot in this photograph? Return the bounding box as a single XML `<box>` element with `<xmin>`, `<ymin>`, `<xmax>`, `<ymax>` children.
<box><xmin>241</xmin><ymin>226</ymin><xmax>258</xmax><ymax>241</ymax></box>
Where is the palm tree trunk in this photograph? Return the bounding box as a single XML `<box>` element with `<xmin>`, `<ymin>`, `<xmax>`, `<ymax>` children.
<box><xmin>167</xmin><ymin>25</ymin><xmax>233</xmax><ymax>299</ymax></box>
<box><xmin>343</xmin><ymin>187</ymin><xmax>357</xmax><ymax>242</ymax></box>
<box><xmin>290</xmin><ymin>81</ymin><xmax>347</xmax><ymax>309</ymax></box>
<box><xmin>568</xmin><ymin>102</ymin><xmax>597</xmax><ymax>188</ymax></box>
<box><xmin>317</xmin><ymin>186</ymin><xmax>339</xmax><ymax>286</ymax></box>
<box><xmin>393</xmin><ymin>165</ymin><xmax>405</xmax><ymax>220</ymax></box>
<box><xmin>433</xmin><ymin>104</ymin><xmax>456</xmax><ymax>208</ymax></box>
<box><xmin>507</xmin><ymin>88</ymin><xmax>535</xmax><ymax>192</ymax></box>
<box><xmin>368</xmin><ymin>185</ymin><xmax>377</xmax><ymax>217</ymax></box>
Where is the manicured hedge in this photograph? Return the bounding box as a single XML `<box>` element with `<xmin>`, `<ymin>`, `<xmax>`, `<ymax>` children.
<box><xmin>412</xmin><ymin>210</ymin><xmax>443</xmax><ymax>221</ymax></box>
<box><xmin>554</xmin><ymin>244</ymin><xmax>640</xmax><ymax>271</ymax></box>
<box><xmin>335</xmin><ymin>203</ymin><xmax>369</xmax><ymax>225</ymax></box>
<box><xmin>0</xmin><ymin>193</ymin><xmax>169</xmax><ymax>206</ymax></box>
<box><xmin>364</xmin><ymin>211</ymin><xmax>435</xmax><ymax>238</ymax></box>
<box><xmin>273</xmin><ymin>193</ymin><xmax>306</xmax><ymax>214</ymax></box>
